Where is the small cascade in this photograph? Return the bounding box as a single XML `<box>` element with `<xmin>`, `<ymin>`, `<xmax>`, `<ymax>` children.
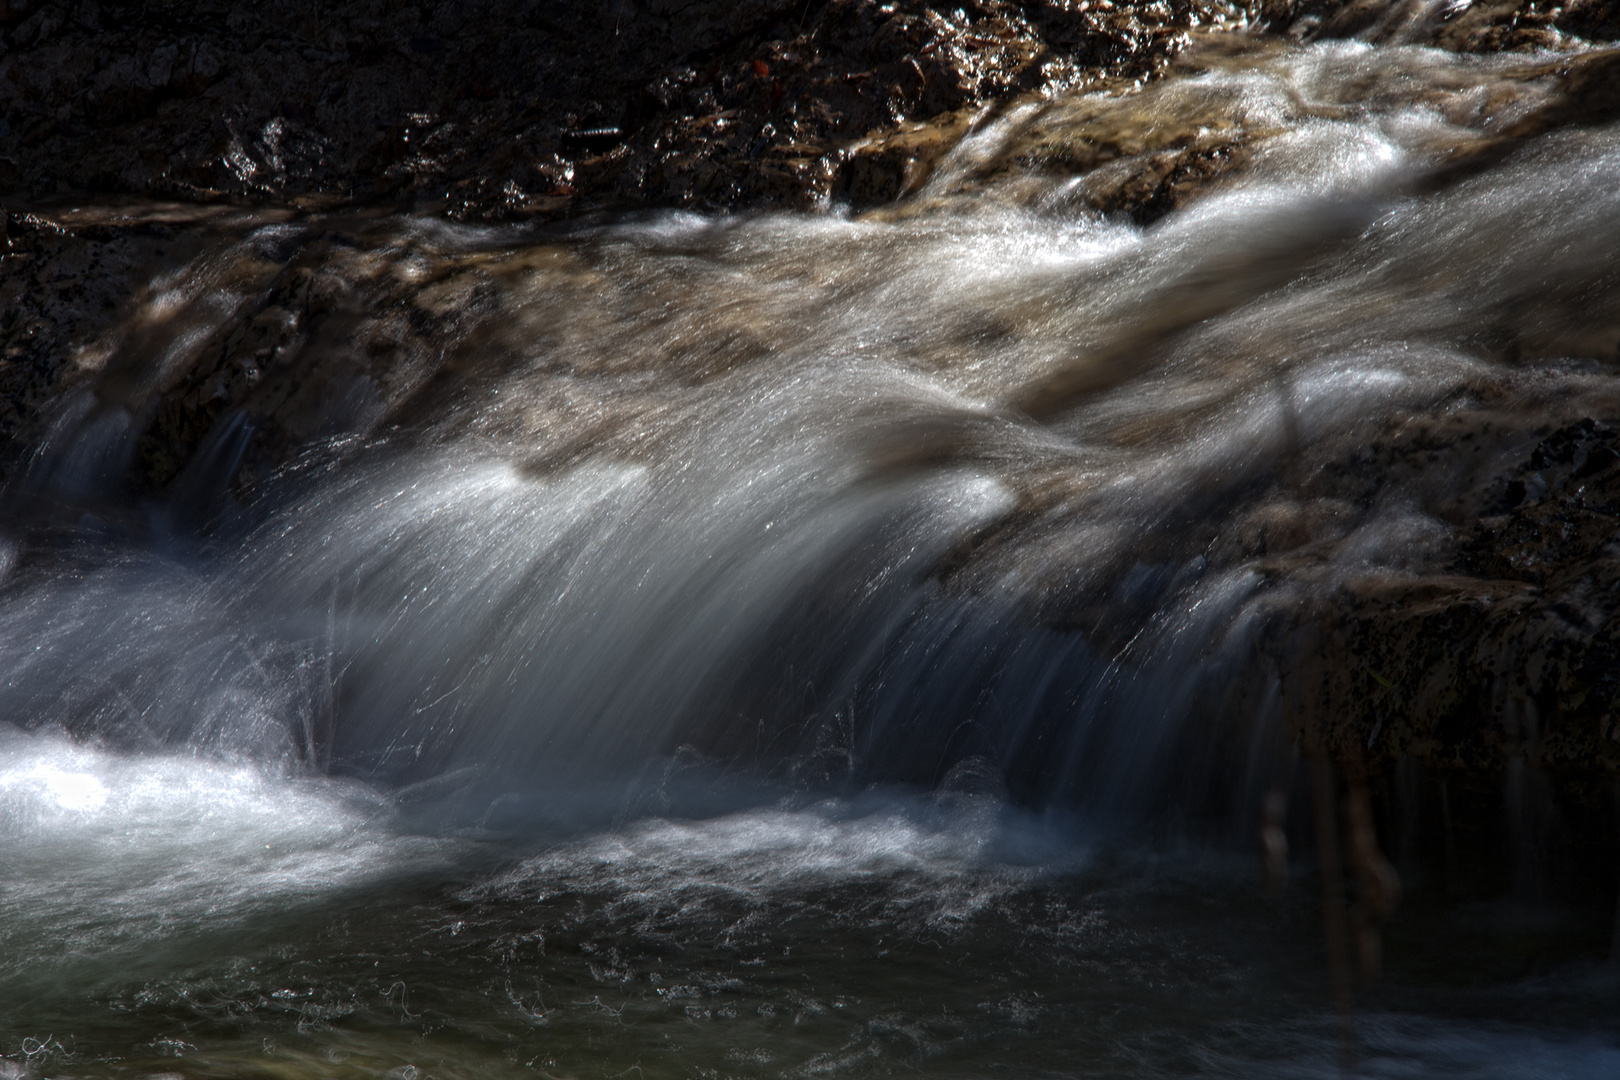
<box><xmin>3</xmin><ymin>26</ymin><xmax>1620</xmax><ymax>1078</ymax></box>
<box><xmin>7</xmin><ymin>90</ymin><xmax>1620</xmax><ymax>816</ymax></box>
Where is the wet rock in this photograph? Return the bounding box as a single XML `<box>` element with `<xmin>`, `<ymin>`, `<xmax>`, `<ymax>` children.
<box><xmin>1558</xmin><ymin>0</ymin><xmax>1620</xmax><ymax>41</ymax></box>
<box><xmin>1460</xmin><ymin>419</ymin><xmax>1620</xmax><ymax>586</ymax></box>
<box><xmin>834</xmin><ymin>110</ymin><xmax>976</xmax><ymax>206</ymax></box>
<box><xmin>3</xmin><ymin>0</ymin><xmax>1613</xmax><ymax>222</ymax></box>
<box><xmin>1270</xmin><ymin>0</ymin><xmax>1620</xmax><ymax>50</ymax></box>
<box><xmin>903</xmin><ymin>25</ymin><xmax>1620</xmax><ymax>223</ymax></box>
<box><xmin>0</xmin><ymin>210</ymin><xmax>214</xmax><ymax>474</ymax></box>
<box><xmin>0</xmin><ymin>1</ymin><xmax>1251</xmax><ymax>219</ymax></box>
<box><xmin>1275</xmin><ymin>419</ymin><xmax>1620</xmax><ymax>786</ymax></box>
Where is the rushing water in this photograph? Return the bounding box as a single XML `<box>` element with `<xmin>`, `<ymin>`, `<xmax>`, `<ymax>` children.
<box><xmin>4</xmin><ymin>34</ymin><xmax>1620</xmax><ymax>1079</ymax></box>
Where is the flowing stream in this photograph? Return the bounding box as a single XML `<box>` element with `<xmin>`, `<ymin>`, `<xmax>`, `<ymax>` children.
<box><xmin>4</xmin><ymin>33</ymin><xmax>1620</xmax><ymax>1079</ymax></box>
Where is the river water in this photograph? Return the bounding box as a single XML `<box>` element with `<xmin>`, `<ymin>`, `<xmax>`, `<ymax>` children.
<box><xmin>3</xmin><ymin>32</ymin><xmax>1620</xmax><ymax>1079</ymax></box>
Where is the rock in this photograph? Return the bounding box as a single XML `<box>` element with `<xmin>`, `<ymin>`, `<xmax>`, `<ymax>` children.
<box><xmin>3</xmin><ymin>0</ymin><xmax>1606</xmax><ymax>220</ymax></box>
<box><xmin>0</xmin><ymin>210</ymin><xmax>214</xmax><ymax>470</ymax></box>
<box><xmin>0</xmin><ymin>0</ymin><xmax>1245</xmax><ymax>218</ymax></box>
<box><xmin>1269</xmin><ymin>419</ymin><xmax>1620</xmax><ymax>788</ymax></box>
<box><xmin>1559</xmin><ymin>0</ymin><xmax>1620</xmax><ymax>40</ymax></box>
<box><xmin>1270</xmin><ymin>0</ymin><xmax>1620</xmax><ymax>50</ymax></box>
<box><xmin>834</xmin><ymin>110</ymin><xmax>975</xmax><ymax>206</ymax></box>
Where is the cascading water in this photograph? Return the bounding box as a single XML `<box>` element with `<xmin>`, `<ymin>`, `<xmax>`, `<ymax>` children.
<box><xmin>3</xmin><ymin>33</ymin><xmax>1619</xmax><ymax>1079</ymax></box>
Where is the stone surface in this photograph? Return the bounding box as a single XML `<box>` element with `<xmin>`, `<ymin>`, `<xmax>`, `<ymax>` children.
<box><xmin>0</xmin><ymin>0</ymin><xmax>1264</xmax><ymax>220</ymax></box>
<box><xmin>1300</xmin><ymin>420</ymin><xmax>1620</xmax><ymax>784</ymax></box>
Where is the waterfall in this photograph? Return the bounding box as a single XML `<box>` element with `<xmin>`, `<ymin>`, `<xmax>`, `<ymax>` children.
<box><xmin>3</xmin><ymin>30</ymin><xmax>1619</xmax><ymax>1080</ymax></box>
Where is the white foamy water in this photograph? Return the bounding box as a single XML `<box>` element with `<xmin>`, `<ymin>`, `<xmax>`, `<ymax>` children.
<box><xmin>0</xmin><ymin>730</ymin><xmax>445</xmax><ymax>977</ymax></box>
<box><xmin>484</xmin><ymin>795</ymin><xmax>1077</xmax><ymax>936</ymax></box>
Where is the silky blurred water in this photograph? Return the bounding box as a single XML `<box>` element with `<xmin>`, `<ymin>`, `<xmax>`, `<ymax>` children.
<box><xmin>4</xmin><ymin>33</ymin><xmax>1620</xmax><ymax>1079</ymax></box>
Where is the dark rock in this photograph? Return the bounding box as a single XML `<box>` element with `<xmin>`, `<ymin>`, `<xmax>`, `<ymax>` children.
<box><xmin>0</xmin><ymin>0</ymin><xmax>1244</xmax><ymax>219</ymax></box>
<box><xmin>1269</xmin><ymin>0</ymin><xmax>1620</xmax><ymax>50</ymax></box>
<box><xmin>1558</xmin><ymin>0</ymin><xmax>1620</xmax><ymax>40</ymax></box>
<box><xmin>1267</xmin><ymin>418</ymin><xmax>1620</xmax><ymax>788</ymax></box>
